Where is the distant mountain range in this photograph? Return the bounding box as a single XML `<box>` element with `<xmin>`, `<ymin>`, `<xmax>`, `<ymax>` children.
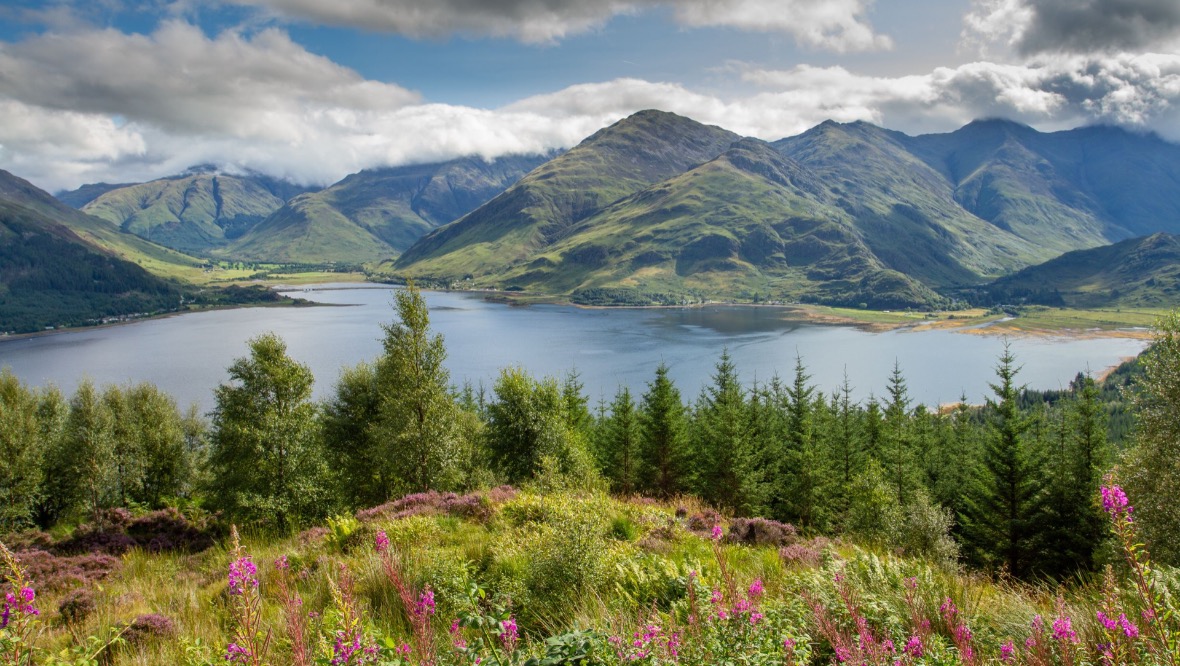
<box><xmin>36</xmin><ymin>109</ymin><xmax>1180</xmax><ymax>309</ymax></box>
<box><xmin>390</xmin><ymin>111</ymin><xmax>1180</xmax><ymax>307</ymax></box>
<box><xmin>0</xmin><ymin>171</ymin><xmax>280</xmax><ymax>333</ymax></box>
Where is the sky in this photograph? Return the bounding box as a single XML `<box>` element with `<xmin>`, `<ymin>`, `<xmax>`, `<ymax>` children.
<box><xmin>1</xmin><ymin>0</ymin><xmax>1179</xmax><ymax>192</ymax></box>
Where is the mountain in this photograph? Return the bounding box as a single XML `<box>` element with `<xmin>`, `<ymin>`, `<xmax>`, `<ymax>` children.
<box><xmin>392</xmin><ymin>112</ymin><xmax>1180</xmax><ymax>307</ymax></box>
<box><xmin>227</xmin><ymin>154</ymin><xmax>550</xmax><ymax>264</ymax></box>
<box><xmin>974</xmin><ymin>232</ymin><xmax>1180</xmax><ymax>308</ymax></box>
<box><xmin>900</xmin><ymin>120</ymin><xmax>1180</xmax><ymax>246</ymax></box>
<box><xmin>55</xmin><ymin>182</ymin><xmax>134</xmax><ymax>208</ymax></box>
<box><xmin>79</xmin><ymin>166</ymin><xmax>317</xmax><ymax>255</ymax></box>
<box><xmin>394</xmin><ymin>110</ymin><xmax>741</xmax><ymax>274</ymax></box>
<box><xmin>0</xmin><ymin>170</ymin><xmax>289</xmax><ymax>333</ymax></box>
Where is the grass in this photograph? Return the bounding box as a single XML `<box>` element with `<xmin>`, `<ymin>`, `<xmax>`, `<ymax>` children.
<box><xmin>5</xmin><ymin>487</ymin><xmax>1174</xmax><ymax>665</ymax></box>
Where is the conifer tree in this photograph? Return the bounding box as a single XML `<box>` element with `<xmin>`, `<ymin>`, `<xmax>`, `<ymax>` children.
<box><xmin>779</xmin><ymin>357</ymin><xmax>828</xmax><ymax>529</ymax></box>
<box><xmin>599</xmin><ymin>385</ymin><xmax>640</xmax><ymax>494</ymax></box>
<box><xmin>691</xmin><ymin>350</ymin><xmax>753</xmax><ymax>513</ymax></box>
<box><xmin>322</xmin><ymin>361</ymin><xmax>383</xmax><ymax>508</ymax></box>
<box><xmin>960</xmin><ymin>344</ymin><xmax>1047</xmax><ymax>578</ymax></box>
<box><xmin>637</xmin><ymin>363</ymin><xmax>688</xmax><ymax>498</ymax></box>
<box><xmin>880</xmin><ymin>362</ymin><xmax>918</xmax><ymax>504</ymax></box>
<box><xmin>826</xmin><ymin>373</ymin><xmax>865</xmax><ymax>522</ymax></box>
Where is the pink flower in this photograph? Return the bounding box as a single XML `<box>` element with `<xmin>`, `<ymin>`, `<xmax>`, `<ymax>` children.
<box><xmin>711</xmin><ymin>525</ymin><xmax>723</xmax><ymax>541</ymax></box>
<box><xmin>1053</xmin><ymin>616</ymin><xmax>1078</xmax><ymax>643</ymax></box>
<box><xmin>500</xmin><ymin>616</ymin><xmax>519</xmax><ymax>652</ymax></box>
<box><xmin>748</xmin><ymin>578</ymin><xmax>764</xmax><ymax>599</ymax></box>
<box><xmin>374</xmin><ymin>531</ymin><xmax>389</xmax><ymax>553</ymax></box>
<box><xmin>1101</xmin><ymin>485</ymin><xmax>1130</xmax><ymax>515</ymax></box>
<box><xmin>1119</xmin><ymin>614</ymin><xmax>1139</xmax><ymax>639</ymax></box>
<box><xmin>274</xmin><ymin>555</ymin><xmax>289</xmax><ymax>571</ymax></box>
<box><xmin>1000</xmin><ymin>640</ymin><xmax>1016</xmax><ymax>662</ymax></box>
<box><xmin>905</xmin><ymin>635</ymin><xmax>923</xmax><ymax>657</ymax></box>
<box><xmin>227</xmin><ymin>557</ymin><xmax>258</xmax><ymax>596</ymax></box>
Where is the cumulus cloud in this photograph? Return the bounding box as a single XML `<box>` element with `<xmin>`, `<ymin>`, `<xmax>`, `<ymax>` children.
<box><xmin>238</xmin><ymin>0</ymin><xmax>890</xmax><ymax>51</ymax></box>
<box><xmin>964</xmin><ymin>0</ymin><xmax>1180</xmax><ymax>55</ymax></box>
<box><xmin>1</xmin><ymin>20</ymin><xmax>1178</xmax><ymax>193</ymax></box>
<box><xmin>738</xmin><ymin>54</ymin><xmax>1180</xmax><ymax>137</ymax></box>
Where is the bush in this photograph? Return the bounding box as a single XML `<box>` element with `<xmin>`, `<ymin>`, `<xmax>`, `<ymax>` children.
<box><xmin>725</xmin><ymin>517</ymin><xmax>798</xmax><ymax>547</ymax></box>
<box><xmin>120</xmin><ymin>613</ymin><xmax>176</xmax><ymax>647</ymax></box>
<box><xmin>57</xmin><ymin>588</ymin><xmax>96</xmax><ymax>625</ymax></box>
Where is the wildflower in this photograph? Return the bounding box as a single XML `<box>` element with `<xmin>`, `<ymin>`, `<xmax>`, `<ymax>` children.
<box><xmin>750</xmin><ymin>611</ymin><xmax>764</xmax><ymax>625</ymax></box>
<box><xmin>500</xmin><ymin>615</ymin><xmax>518</xmax><ymax>652</ymax></box>
<box><xmin>749</xmin><ymin>578</ymin><xmax>764</xmax><ymax>599</ymax></box>
<box><xmin>2</xmin><ymin>587</ymin><xmax>38</xmax><ymax>629</ymax></box>
<box><xmin>784</xmin><ymin>638</ymin><xmax>796</xmax><ymax>651</ymax></box>
<box><xmin>1097</xmin><ymin>610</ymin><xmax>1117</xmax><ymax>630</ymax></box>
<box><xmin>414</xmin><ymin>587</ymin><xmax>436</xmax><ymax>617</ymax></box>
<box><xmin>1052</xmin><ymin>616</ymin><xmax>1078</xmax><ymax>643</ymax></box>
<box><xmin>905</xmin><ymin>635</ymin><xmax>923</xmax><ymax>657</ymax></box>
<box><xmin>904</xmin><ymin>576</ymin><xmax>918</xmax><ymax>590</ymax></box>
<box><xmin>1101</xmin><ymin>485</ymin><xmax>1130</xmax><ymax>516</ymax></box>
<box><xmin>397</xmin><ymin>644</ymin><xmax>411</xmax><ymax>655</ymax></box>
<box><xmin>711</xmin><ymin>524</ymin><xmax>723</xmax><ymax>541</ymax></box>
<box><xmin>225</xmin><ymin>642</ymin><xmax>252</xmax><ymax>663</ymax></box>
<box><xmin>1000</xmin><ymin>640</ymin><xmax>1016</xmax><ymax>663</ymax></box>
<box><xmin>374</xmin><ymin>531</ymin><xmax>390</xmax><ymax>553</ymax></box>
<box><xmin>1119</xmin><ymin>614</ymin><xmax>1139</xmax><ymax>639</ymax></box>
<box><xmin>274</xmin><ymin>555</ymin><xmax>289</xmax><ymax>571</ymax></box>
<box><xmin>227</xmin><ymin>557</ymin><xmax>258</xmax><ymax>596</ymax></box>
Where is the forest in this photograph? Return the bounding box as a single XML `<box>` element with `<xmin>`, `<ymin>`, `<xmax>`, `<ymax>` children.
<box><xmin>2</xmin><ymin>283</ymin><xmax>1179</xmax><ymax>665</ymax></box>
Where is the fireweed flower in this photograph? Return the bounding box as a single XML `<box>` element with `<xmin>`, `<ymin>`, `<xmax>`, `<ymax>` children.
<box><xmin>748</xmin><ymin>578</ymin><xmax>764</xmax><ymax>599</ymax></box>
<box><xmin>374</xmin><ymin>531</ymin><xmax>390</xmax><ymax>553</ymax></box>
<box><xmin>905</xmin><ymin>635</ymin><xmax>923</xmax><ymax>657</ymax></box>
<box><xmin>1101</xmin><ymin>485</ymin><xmax>1130</xmax><ymax>516</ymax></box>
<box><xmin>1053</xmin><ymin>616</ymin><xmax>1078</xmax><ymax>643</ymax></box>
<box><xmin>414</xmin><ymin>588</ymin><xmax>436</xmax><ymax>617</ymax></box>
<box><xmin>711</xmin><ymin>524</ymin><xmax>723</xmax><ymax>541</ymax></box>
<box><xmin>1000</xmin><ymin>640</ymin><xmax>1016</xmax><ymax>662</ymax></box>
<box><xmin>1120</xmin><ymin>614</ymin><xmax>1139</xmax><ymax>638</ymax></box>
<box><xmin>227</xmin><ymin>557</ymin><xmax>258</xmax><ymax>596</ymax></box>
<box><xmin>225</xmin><ymin>642</ymin><xmax>252</xmax><ymax>663</ymax></box>
<box><xmin>500</xmin><ymin>616</ymin><xmax>519</xmax><ymax>652</ymax></box>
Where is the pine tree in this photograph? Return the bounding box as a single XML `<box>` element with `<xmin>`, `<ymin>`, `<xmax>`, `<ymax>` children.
<box><xmin>780</xmin><ymin>357</ymin><xmax>827</xmax><ymax>529</ymax></box>
<box><xmin>960</xmin><ymin>344</ymin><xmax>1047</xmax><ymax>578</ymax></box>
<box><xmin>691</xmin><ymin>350</ymin><xmax>753</xmax><ymax>513</ymax></box>
<box><xmin>637</xmin><ymin>363</ymin><xmax>688</xmax><ymax>498</ymax></box>
<box><xmin>881</xmin><ymin>362</ymin><xmax>918</xmax><ymax>504</ymax></box>
<box><xmin>600</xmin><ymin>386</ymin><xmax>640</xmax><ymax>494</ymax></box>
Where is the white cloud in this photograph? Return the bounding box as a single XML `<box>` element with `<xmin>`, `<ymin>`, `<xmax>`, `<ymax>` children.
<box><xmin>237</xmin><ymin>0</ymin><xmax>890</xmax><ymax>51</ymax></box>
<box><xmin>1</xmin><ymin>20</ymin><xmax>1178</xmax><ymax>193</ymax></box>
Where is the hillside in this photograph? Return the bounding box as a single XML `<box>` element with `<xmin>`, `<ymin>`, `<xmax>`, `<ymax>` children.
<box><xmin>975</xmin><ymin>232</ymin><xmax>1180</xmax><ymax>308</ymax></box>
<box><xmin>0</xmin><ymin>170</ymin><xmax>283</xmax><ymax>332</ymax></box>
<box><xmin>227</xmin><ymin>154</ymin><xmax>549</xmax><ymax>264</ymax></box>
<box><xmin>79</xmin><ymin>167</ymin><xmax>316</xmax><ymax>255</ymax></box>
<box><xmin>55</xmin><ymin>182</ymin><xmax>134</xmax><ymax>208</ymax></box>
<box><xmin>393</xmin><ymin>109</ymin><xmax>740</xmax><ymax>274</ymax></box>
<box><xmin>392</xmin><ymin>112</ymin><xmax>1180</xmax><ymax>307</ymax></box>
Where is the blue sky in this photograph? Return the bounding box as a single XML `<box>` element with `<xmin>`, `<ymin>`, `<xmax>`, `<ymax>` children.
<box><xmin>0</xmin><ymin>0</ymin><xmax>1178</xmax><ymax>191</ymax></box>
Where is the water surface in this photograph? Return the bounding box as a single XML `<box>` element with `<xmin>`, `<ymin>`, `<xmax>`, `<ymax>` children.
<box><xmin>0</xmin><ymin>285</ymin><xmax>1148</xmax><ymax>412</ymax></box>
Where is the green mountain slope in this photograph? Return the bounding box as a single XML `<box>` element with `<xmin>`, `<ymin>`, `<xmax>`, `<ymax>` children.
<box><xmin>975</xmin><ymin>232</ymin><xmax>1180</xmax><ymax>308</ymax></box>
<box><xmin>227</xmin><ymin>154</ymin><xmax>548</xmax><ymax>264</ymax></box>
<box><xmin>773</xmin><ymin>120</ymin><xmax>1048</xmax><ymax>283</ymax></box>
<box><xmin>394</xmin><ymin>111</ymin><xmax>1180</xmax><ymax>306</ymax></box>
<box><xmin>394</xmin><ymin>110</ymin><xmax>740</xmax><ymax>273</ymax></box>
<box><xmin>80</xmin><ymin>167</ymin><xmax>316</xmax><ymax>255</ymax></box>
<box><xmin>0</xmin><ymin>170</ymin><xmax>289</xmax><ymax>332</ymax></box>
<box><xmin>55</xmin><ymin>182</ymin><xmax>134</xmax><ymax>208</ymax></box>
<box><xmin>903</xmin><ymin>119</ymin><xmax>1180</xmax><ymax>244</ymax></box>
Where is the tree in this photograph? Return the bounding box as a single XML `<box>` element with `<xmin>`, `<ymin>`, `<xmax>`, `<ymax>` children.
<box><xmin>0</xmin><ymin>370</ymin><xmax>44</xmax><ymax>530</ymax></box>
<box><xmin>125</xmin><ymin>383</ymin><xmax>191</xmax><ymax>507</ymax></box>
<box><xmin>372</xmin><ymin>283</ymin><xmax>464</xmax><ymax>494</ymax></box>
<box><xmin>637</xmin><ymin>363</ymin><xmax>688</xmax><ymax>498</ymax></box>
<box><xmin>779</xmin><ymin>358</ymin><xmax>829</xmax><ymax>529</ymax></box>
<box><xmin>1125</xmin><ymin>312</ymin><xmax>1180</xmax><ymax>564</ymax></box>
<box><xmin>485</xmin><ymin>368</ymin><xmax>572</xmax><ymax>484</ymax></box>
<box><xmin>598</xmin><ymin>386</ymin><xmax>640</xmax><ymax>494</ymax></box>
<box><xmin>880</xmin><ymin>361</ymin><xmax>918</xmax><ymax>504</ymax></box>
<box><xmin>207</xmin><ymin>333</ymin><xmax>329</xmax><ymax>528</ymax></box>
<box><xmin>960</xmin><ymin>344</ymin><xmax>1047</xmax><ymax>578</ymax></box>
<box><xmin>691</xmin><ymin>350</ymin><xmax>755</xmax><ymax>513</ymax></box>
<box><xmin>322</xmin><ymin>361</ymin><xmax>383</xmax><ymax>508</ymax></box>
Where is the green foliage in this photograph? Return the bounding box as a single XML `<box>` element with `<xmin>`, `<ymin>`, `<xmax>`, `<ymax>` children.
<box><xmin>596</xmin><ymin>386</ymin><xmax>641</xmax><ymax>495</ymax></box>
<box><xmin>486</xmin><ymin>369</ymin><xmax>594</xmax><ymax>486</ymax></box>
<box><xmin>960</xmin><ymin>344</ymin><xmax>1049</xmax><ymax>577</ymax></box>
<box><xmin>690</xmin><ymin>351</ymin><xmax>758</xmax><ymax>514</ymax></box>
<box><xmin>206</xmin><ymin>332</ymin><xmax>330</xmax><ymax>528</ymax></box>
<box><xmin>636</xmin><ymin>363</ymin><xmax>688</xmax><ymax>499</ymax></box>
<box><xmin>0</xmin><ymin>370</ymin><xmax>44</xmax><ymax>530</ymax></box>
<box><xmin>1125</xmin><ymin>311</ymin><xmax>1180</xmax><ymax>565</ymax></box>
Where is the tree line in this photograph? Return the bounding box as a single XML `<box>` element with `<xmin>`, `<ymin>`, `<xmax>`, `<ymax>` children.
<box><xmin>2</xmin><ymin>283</ymin><xmax>1178</xmax><ymax>580</ymax></box>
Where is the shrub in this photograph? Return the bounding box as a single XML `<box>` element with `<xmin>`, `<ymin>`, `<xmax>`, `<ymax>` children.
<box><xmin>57</xmin><ymin>588</ymin><xmax>96</xmax><ymax>625</ymax></box>
<box><xmin>726</xmin><ymin>517</ymin><xmax>798</xmax><ymax>547</ymax></box>
<box><xmin>120</xmin><ymin>613</ymin><xmax>176</xmax><ymax>647</ymax></box>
